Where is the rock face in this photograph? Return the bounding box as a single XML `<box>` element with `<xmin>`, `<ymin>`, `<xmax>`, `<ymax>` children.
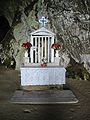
<box><xmin>0</xmin><ymin>0</ymin><xmax>90</xmax><ymax>72</ymax></box>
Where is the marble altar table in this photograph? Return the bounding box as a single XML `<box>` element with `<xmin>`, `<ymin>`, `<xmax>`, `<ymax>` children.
<box><xmin>21</xmin><ymin>66</ymin><xmax>66</xmax><ymax>86</ymax></box>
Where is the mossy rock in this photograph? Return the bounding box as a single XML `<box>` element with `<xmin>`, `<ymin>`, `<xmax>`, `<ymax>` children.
<box><xmin>66</xmin><ymin>64</ymin><xmax>90</xmax><ymax>81</ymax></box>
<box><xmin>66</xmin><ymin>66</ymin><xmax>76</xmax><ymax>79</ymax></box>
<box><xmin>4</xmin><ymin>57</ymin><xmax>16</xmax><ymax>69</ymax></box>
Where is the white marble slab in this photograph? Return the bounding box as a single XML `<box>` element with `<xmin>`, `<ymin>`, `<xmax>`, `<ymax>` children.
<box><xmin>21</xmin><ymin>66</ymin><xmax>66</xmax><ymax>86</ymax></box>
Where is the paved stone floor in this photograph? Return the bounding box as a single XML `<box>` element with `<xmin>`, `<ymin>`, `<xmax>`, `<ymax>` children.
<box><xmin>0</xmin><ymin>67</ymin><xmax>90</xmax><ymax>120</ymax></box>
<box><xmin>11</xmin><ymin>90</ymin><xmax>78</xmax><ymax>104</ymax></box>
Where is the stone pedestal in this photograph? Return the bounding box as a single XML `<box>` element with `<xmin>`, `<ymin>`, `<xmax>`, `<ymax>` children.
<box><xmin>24</xmin><ymin>50</ymin><xmax>28</xmax><ymax>57</ymax></box>
<box><xmin>55</xmin><ymin>50</ymin><xmax>59</xmax><ymax>57</ymax></box>
<box><xmin>54</xmin><ymin>57</ymin><xmax>60</xmax><ymax>66</ymax></box>
<box><xmin>23</xmin><ymin>57</ymin><xmax>29</xmax><ymax>64</ymax></box>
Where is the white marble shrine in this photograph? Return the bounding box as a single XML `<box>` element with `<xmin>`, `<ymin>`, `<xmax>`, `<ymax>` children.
<box><xmin>21</xmin><ymin>16</ymin><xmax>66</xmax><ymax>89</ymax></box>
<box><xmin>30</xmin><ymin>27</ymin><xmax>55</xmax><ymax>63</ymax></box>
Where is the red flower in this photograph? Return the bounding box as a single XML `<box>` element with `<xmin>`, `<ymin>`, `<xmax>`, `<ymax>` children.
<box><xmin>22</xmin><ymin>42</ymin><xmax>32</xmax><ymax>49</ymax></box>
<box><xmin>51</xmin><ymin>43</ymin><xmax>61</xmax><ymax>50</ymax></box>
<box><xmin>41</xmin><ymin>63</ymin><xmax>47</xmax><ymax>67</ymax></box>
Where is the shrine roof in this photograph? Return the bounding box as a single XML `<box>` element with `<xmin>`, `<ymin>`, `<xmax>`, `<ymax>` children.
<box><xmin>30</xmin><ymin>27</ymin><xmax>55</xmax><ymax>36</ymax></box>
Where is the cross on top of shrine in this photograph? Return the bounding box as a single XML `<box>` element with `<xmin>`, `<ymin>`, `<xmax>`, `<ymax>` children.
<box><xmin>39</xmin><ymin>16</ymin><xmax>48</xmax><ymax>27</ymax></box>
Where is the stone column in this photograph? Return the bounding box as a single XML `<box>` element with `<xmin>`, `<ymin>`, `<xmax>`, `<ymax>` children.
<box><xmin>45</xmin><ymin>37</ymin><xmax>47</xmax><ymax>59</ymax></box>
<box><xmin>35</xmin><ymin>37</ymin><xmax>37</xmax><ymax>63</ymax></box>
<box><xmin>42</xmin><ymin>37</ymin><xmax>43</xmax><ymax>59</ymax></box>
<box><xmin>38</xmin><ymin>37</ymin><xmax>40</xmax><ymax>63</ymax></box>
<box><xmin>51</xmin><ymin>36</ymin><xmax>54</xmax><ymax>62</ymax></box>
<box><xmin>48</xmin><ymin>37</ymin><xmax>50</xmax><ymax>62</ymax></box>
<box><xmin>31</xmin><ymin>36</ymin><xmax>33</xmax><ymax>63</ymax></box>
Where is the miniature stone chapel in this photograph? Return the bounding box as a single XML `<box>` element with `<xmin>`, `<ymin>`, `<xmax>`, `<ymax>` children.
<box><xmin>21</xmin><ymin>16</ymin><xmax>66</xmax><ymax>90</ymax></box>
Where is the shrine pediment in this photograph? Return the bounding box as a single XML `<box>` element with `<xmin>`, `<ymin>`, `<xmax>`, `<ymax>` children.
<box><xmin>30</xmin><ymin>27</ymin><xmax>55</xmax><ymax>36</ymax></box>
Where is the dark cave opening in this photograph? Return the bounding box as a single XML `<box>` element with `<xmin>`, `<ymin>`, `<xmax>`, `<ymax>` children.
<box><xmin>0</xmin><ymin>16</ymin><xmax>10</xmax><ymax>42</ymax></box>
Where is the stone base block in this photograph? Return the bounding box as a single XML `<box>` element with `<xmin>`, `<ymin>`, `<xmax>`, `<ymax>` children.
<box><xmin>54</xmin><ymin>57</ymin><xmax>60</xmax><ymax>66</ymax></box>
<box><xmin>22</xmin><ymin>85</ymin><xmax>64</xmax><ymax>91</ymax></box>
<box><xmin>23</xmin><ymin>57</ymin><xmax>29</xmax><ymax>64</ymax></box>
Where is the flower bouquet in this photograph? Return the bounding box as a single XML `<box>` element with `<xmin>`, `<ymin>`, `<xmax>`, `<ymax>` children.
<box><xmin>22</xmin><ymin>42</ymin><xmax>32</xmax><ymax>49</ymax></box>
<box><xmin>22</xmin><ymin>42</ymin><xmax>32</xmax><ymax>57</ymax></box>
<box><xmin>41</xmin><ymin>58</ymin><xmax>47</xmax><ymax>67</ymax></box>
<box><xmin>51</xmin><ymin>43</ymin><xmax>61</xmax><ymax>50</ymax></box>
<box><xmin>41</xmin><ymin>63</ymin><xmax>47</xmax><ymax>67</ymax></box>
<box><xmin>51</xmin><ymin>43</ymin><xmax>61</xmax><ymax>57</ymax></box>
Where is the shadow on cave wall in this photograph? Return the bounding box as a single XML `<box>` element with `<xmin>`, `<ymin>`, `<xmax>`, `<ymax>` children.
<box><xmin>0</xmin><ymin>16</ymin><xmax>10</xmax><ymax>64</ymax></box>
<box><xmin>66</xmin><ymin>56</ymin><xmax>90</xmax><ymax>81</ymax></box>
<box><xmin>0</xmin><ymin>15</ymin><xmax>10</xmax><ymax>42</ymax></box>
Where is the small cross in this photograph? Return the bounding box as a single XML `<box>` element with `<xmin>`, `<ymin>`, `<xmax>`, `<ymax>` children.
<box><xmin>39</xmin><ymin>16</ymin><xmax>48</xmax><ymax>27</ymax></box>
